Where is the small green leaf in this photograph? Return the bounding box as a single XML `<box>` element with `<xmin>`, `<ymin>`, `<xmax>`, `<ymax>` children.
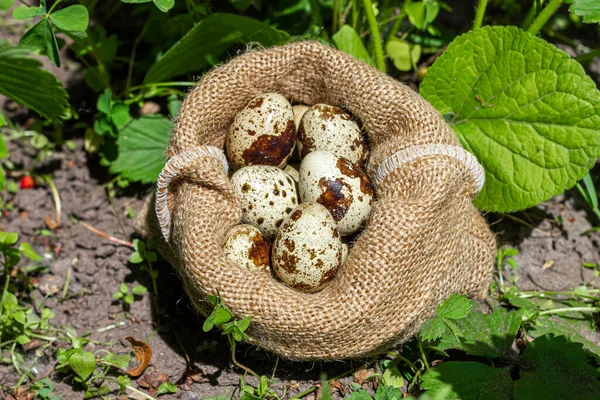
<box><xmin>420</xmin><ymin>316</ymin><xmax>447</xmax><ymax>342</ymax></box>
<box><xmin>132</xmin><ymin>285</ymin><xmax>148</xmax><ymax>294</ymax></box>
<box><xmin>386</xmin><ymin>39</ymin><xmax>421</xmax><ymax>71</ymax></box>
<box><xmin>0</xmin><ymin>231</ymin><xmax>19</xmax><ymax>246</ymax></box>
<box><xmin>332</xmin><ymin>25</ymin><xmax>374</xmax><ymax>67</ymax></box>
<box><xmin>405</xmin><ymin>2</ymin><xmax>426</xmax><ymax>30</ymax></box>
<box><xmin>421</xmin><ymin>26</ymin><xmax>600</xmax><ymax>212</ymax></box>
<box><xmin>104</xmin><ymin>352</ymin><xmax>131</xmax><ymax>369</ymax></box>
<box><xmin>436</xmin><ymin>293</ymin><xmax>472</xmax><ymax>320</ymax></box>
<box><xmin>422</xmin><ymin>362</ymin><xmax>513</xmax><ymax>399</ymax></box>
<box><xmin>109</xmin><ymin>115</ymin><xmax>171</xmax><ymax>183</ymax></box>
<box><xmin>515</xmin><ymin>334</ymin><xmax>600</xmax><ymax>399</ymax></box>
<box><xmin>41</xmin><ymin>308</ymin><xmax>55</xmax><ymax>320</ymax></box>
<box><xmin>129</xmin><ymin>251</ymin><xmax>143</xmax><ymax>264</ymax></box>
<box><xmin>381</xmin><ymin>366</ymin><xmax>404</xmax><ymax>389</ymax></box>
<box><xmin>110</xmin><ymin>103</ymin><xmax>131</xmax><ymax>128</ymax></box>
<box><xmin>503</xmin><ymin>248</ymin><xmax>519</xmax><ymax>257</ymax></box>
<box><xmin>113</xmin><ymin>291</ymin><xmax>124</xmax><ymax>299</ymax></box>
<box><xmin>203</xmin><ymin>307</ymin><xmax>232</xmax><ymax>332</ymax></box>
<box><xmin>0</xmin><ymin>0</ymin><xmax>16</xmax><ymax>11</ymax></box>
<box><xmin>372</xmin><ymin>385</ymin><xmax>403</xmax><ymax>400</ymax></box>
<box><xmin>18</xmin><ymin>242</ymin><xmax>43</xmax><ymax>261</ymax></box>
<box><xmin>153</xmin><ymin>0</ymin><xmax>174</xmax><ymax>13</ymax></box>
<box><xmin>237</xmin><ymin>316</ymin><xmax>251</xmax><ymax>332</ymax></box>
<box><xmin>569</xmin><ymin>0</ymin><xmax>600</xmax><ymax>23</ymax></box>
<box><xmin>119</xmin><ymin>283</ymin><xmax>129</xmax><ymax>293</ymax></box>
<box><xmin>157</xmin><ymin>382</ymin><xmax>177</xmax><ymax>396</ymax></box>
<box><xmin>69</xmin><ymin>350</ymin><xmax>96</xmax><ymax>381</ymax></box>
<box><xmin>13</xmin><ymin>5</ymin><xmax>45</xmax><ymax>20</ymax></box>
<box><xmin>49</xmin><ymin>5</ymin><xmax>89</xmax><ymax>33</ymax></box>
<box><xmin>96</xmin><ymin>89</ymin><xmax>111</xmax><ymax>114</ymax></box>
<box><xmin>16</xmin><ymin>334</ymin><xmax>31</xmax><ymax>345</ymax></box>
<box><xmin>124</xmin><ymin>294</ymin><xmax>134</xmax><ymax>305</ymax></box>
<box><xmin>19</xmin><ymin>19</ymin><xmax>61</xmax><ymax>67</ymax></box>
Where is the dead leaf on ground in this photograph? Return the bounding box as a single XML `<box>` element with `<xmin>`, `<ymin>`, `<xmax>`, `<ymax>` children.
<box><xmin>124</xmin><ymin>336</ymin><xmax>152</xmax><ymax>377</ymax></box>
<box><xmin>45</xmin><ymin>216</ymin><xmax>59</xmax><ymax>230</ymax></box>
<box><xmin>354</xmin><ymin>365</ymin><xmax>373</xmax><ymax>384</ymax></box>
<box><xmin>542</xmin><ymin>260</ymin><xmax>555</xmax><ymax>270</ymax></box>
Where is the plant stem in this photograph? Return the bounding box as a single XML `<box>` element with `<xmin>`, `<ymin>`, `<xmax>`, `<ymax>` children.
<box><xmin>362</xmin><ymin>0</ymin><xmax>386</xmax><ymax>73</ymax></box>
<box><xmin>575</xmin><ymin>49</ymin><xmax>600</xmax><ymax>63</ymax></box>
<box><xmin>473</xmin><ymin>0</ymin><xmax>488</xmax><ymax>30</ymax></box>
<box><xmin>230</xmin><ymin>340</ymin><xmax>260</xmax><ymax>378</ymax></box>
<box><xmin>332</xmin><ymin>0</ymin><xmax>342</xmax><ymax>34</ymax></box>
<box><xmin>496</xmin><ymin>252</ymin><xmax>505</xmax><ymax>291</ymax></box>
<box><xmin>352</xmin><ymin>0</ymin><xmax>359</xmax><ymax>30</ymax></box>
<box><xmin>527</xmin><ymin>0</ymin><xmax>563</xmax><ymax>36</ymax></box>
<box><xmin>385</xmin><ymin>11</ymin><xmax>406</xmax><ymax>46</ymax></box>
<box><xmin>290</xmin><ymin>386</ymin><xmax>317</xmax><ymax>400</ymax></box>
<box><xmin>127</xmin><ymin>82</ymin><xmax>196</xmax><ymax>92</ymax></box>
<box><xmin>417</xmin><ymin>339</ymin><xmax>430</xmax><ymax>371</ymax></box>
<box><xmin>79</xmin><ymin>222</ymin><xmax>134</xmax><ymax>248</ymax></box>
<box><xmin>125</xmin><ymin>17</ymin><xmax>152</xmax><ymax>96</ymax></box>
<box><xmin>309</xmin><ymin>0</ymin><xmax>328</xmax><ymax>39</ymax></box>
<box><xmin>537</xmin><ymin>307</ymin><xmax>600</xmax><ymax>317</ymax></box>
<box><xmin>47</xmin><ymin>0</ymin><xmax>64</xmax><ymax>14</ymax></box>
<box><xmin>44</xmin><ymin>176</ymin><xmax>61</xmax><ymax>225</ymax></box>
<box><xmin>126</xmin><ymin>385</ymin><xmax>157</xmax><ymax>400</ymax></box>
<box><xmin>523</xmin><ymin>0</ymin><xmax>545</xmax><ymax>30</ymax></box>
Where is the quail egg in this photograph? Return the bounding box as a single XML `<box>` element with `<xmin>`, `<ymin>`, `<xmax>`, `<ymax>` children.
<box><xmin>341</xmin><ymin>243</ymin><xmax>349</xmax><ymax>264</ymax></box>
<box><xmin>283</xmin><ymin>164</ymin><xmax>300</xmax><ymax>182</ymax></box>
<box><xmin>223</xmin><ymin>225</ymin><xmax>270</xmax><ymax>272</ymax></box>
<box><xmin>226</xmin><ymin>93</ymin><xmax>296</xmax><ymax>170</ymax></box>
<box><xmin>231</xmin><ymin>166</ymin><xmax>298</xmax><ymax>238</ymax></box>
<box><xmin>297</xmin><ymin>104</ymin><xmax>368</xmax><ymax>166</ymax></box>
<box><xmin>292</xmin><ymin>104</ymin><xmax>310</xmax><ymax>130</ymax></box>
<box><xmin>299</xmin><ymin>151</ymin><xmax>374</xmax><ymax>236</ymax></box>
<box><xmin>272</xmin><ymin>202</ymin><xmax>342</xmax><ymax>292</ymax></box>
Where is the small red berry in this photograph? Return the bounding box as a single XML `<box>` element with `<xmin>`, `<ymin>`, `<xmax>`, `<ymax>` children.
<box><xmin>20</xmin><ymin>176</ymin><xmax>35</xmax><ymax>189</ymax></box>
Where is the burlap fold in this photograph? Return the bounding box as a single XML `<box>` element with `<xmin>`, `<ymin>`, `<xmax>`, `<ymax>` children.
<box><xmin>135</xmin><ymin>41</ymin><xmax>496</xmax><ymax>360</ymax></box>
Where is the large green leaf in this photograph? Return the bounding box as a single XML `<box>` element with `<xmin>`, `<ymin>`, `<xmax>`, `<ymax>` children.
<box><xmin>332</xmin><ymin>25</ymin><xmax>374</xmax><ymax>67</ymax></box>
<box><xmin>49</xmin><ymin>5</ymin><xmax>89</xmax><ymax>33</ymax></box>
<box><xmin>529</xmin><ymin>315</ymin><xmax>600</xmax><ymax>360</ymax></box>
<box><xmin>0</xmin><ymin>0</ymin><xmax>15</xmax><ymax>11</ymax></box>
<box><xmin>144</xmin><ymin>13</ymin><xmax>291</xmax><ymax>83</ymax></box>
<box><xmin>109</xmin><ymin>115</ymin><xmax>171</xmax><ymax>183</ymax></box>
<box><xmin>424</xmin><ymin>306</ymin><xmax>522</xmax><ymax>359</ymax></box>
<box><xmin>514</xmin><ymin>334</ymin><xmax>600</xmax><ymax>400</ymax></box>
<box><xmin>568</xmin><ymin>0</ymin><xmax>600</xmax><ymax>23</ymax></box>
<box><xmin>421</xmin><ymin>362</ymin><xmax>513</xmax><ymax>400</ymax></box>
<box><xmin>420</xmin><ymin>26</ymin><xmax>600</xmax><ymax>212</ymax></box>
<box><xmin>0</xmin><ymin>41</ymin><xmax>68</xmax><ymax>119</ymax></box>
<box><xmin>19</xmin><ymin>19</ymin><xmax>61</xmax><ymax>67</ymax></box>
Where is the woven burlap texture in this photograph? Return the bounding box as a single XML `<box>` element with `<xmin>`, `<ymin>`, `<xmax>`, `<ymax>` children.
<box><xmin>135</xmin><ymin>41</ymin><xmax>496</xmax><ymax>360</ymax></box>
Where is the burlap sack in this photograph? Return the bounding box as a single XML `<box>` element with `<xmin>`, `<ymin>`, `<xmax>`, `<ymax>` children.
<box><xmin>135</xmin><ymin>41</ymin><xmax>496</xmax><ymax>360</ymax></box>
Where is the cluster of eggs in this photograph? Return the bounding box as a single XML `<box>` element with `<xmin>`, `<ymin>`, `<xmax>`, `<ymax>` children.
<box><xmin>222</xmin><ymin>93</ymin><xmax>374</xmax><ymax>293</ymax></box>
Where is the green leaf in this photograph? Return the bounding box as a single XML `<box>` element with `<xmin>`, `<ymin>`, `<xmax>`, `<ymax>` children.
<box><xmin>153</xmin><ymin>0</ymin><xmax>174</xmax><ymax>13</ymax></box>
<box><xmin>436</xmin><ymin>293</ymin><xmax>471</xmax><ymax>319</ymax></box>
<box><xmin>68</xmin><ymin>350</ymin><xmax>96</xmax><ymax>381</ymax></box>
<box><xmin>420</xmin><ymin>26</ymin><xmax>600</xmax><ymax>212</ymax></box>
<box><xmin>113</xmin><ymin>291</ymin><xmax>124</xmax><ymax>299</ymax></box>
<box><xmin>514</xmin><ymin>334</ymin><xmax>600</xmax><ymax>399</ymax></box>
<box><xmin>405</xmin><ymin>2</ymin><xmax>426</xmax><ymax>30</ymax></box>
<box><xmin>144</xmin><ymin>13</ymin><xmax>290</xmax><ymax>83</ymax></box>
<box><xmin>420</xmin><ymin>316</ymin><xmax>447</xmax><ymax>342</ymax></box>
<box><xmin>132</xmin><ymin>285</ymin><xmax>147</xmax><ymax>294</ymax></box>
<box><xmin>0</xmin><ymin>113</ymin><xmax>5</xmax><ymax>128</ymax></box>
<box><xmin>16</xmin><ymin>334</ymin><xmax>31</xmax><ymax>345</ymax></box>
<box><xmin>18</xmin><ymin>242</ymin><xmax>43</xmax><ymax>261</ymax></box>
<box><xmin>386</xmin><ymin>39</ymin><xmax>421</xmax><ymax>71</ymax></box>
<box><xmin>372</xmin><ymin>385</ymin><xmax>403</xmax><ymax>400</ymax></box>
<box><xmin>0</xmin><ymin>0</ymin><xmax>15</xmax><ymax>11</ymax></box>
<box><xmin>104</xmin><ymin>352</ymin><xmax>131</xmax><ymax>369</ymax></box>
<box><xmin>119</xmin><ymin>283</ymin><xmax>129</xmax><ymax>293</ymax></box>
<box><xmin>109</xmin><ymin>115</ymin><xmax>171</xmax><ymax>183</ymax></box>
<box><xmin>381</xmin><ymin>366</ymin><xmax>404</xmax><ymax>389</ymax></box>
<box><xmin>124</xmin><ymin>294</ymin><xmax>134</xmax><ymax>305</ymax></box>
<box><xmin>237</xmin><ymin>316</ymin><xmax>251</xmax><ymax>332</ymax></box>
<box><xmin>332</xmin><ymin>25</ymin><xmax>375</xmax><ymax>67</ymax></box>
<box><xmin>49</xmin><ymin>5</ymin><xmax>89</xmax><ymax>33</ymax></box>
<box><xmin>203</xmin><ymin>307</ymin><xmax>232</xmax><ymax>332</ymax></box>
<box><xmin>569</xmin><ymin>0</ymin><xmax>600</xmax><ymax>23</ymax></box>
<box><xmin>13</xmin><ymin>5</ymin><xmax>45</xmax><ymax>20</ymax></box>
<box><xmin>157</xmin><ymin>382</ymin><xmax>177</xmax><ymax>396</ymax></box>
<box><xmin>0</xmin><ymin>231</ymin><xmax>19</xmax><ymax>246</ymax></box>
<box><xmin>96</xmin><ymin>89</ymin><xmax>111</xmax><ymax>114</ymax></box>
<box><xmin>529</xmin><ymin>315</ymin><xmax>600</xmax><ymax>359</ymax></box>
<box><xmin>427</xmin><ymin>307</ymin><xmax>522</xmax><ymax>358</ymax></box>
<box><xmin>19</xmin><ymin>19</ymin><xmax>61</xmax><ymax>67</ymax></box>
<box><xmin>129</xmin><ymin>251</ymin><xmax>143</xmax><ymax>264</ymax></box>
<box><xmin>110</xmin><ymin>103</ymin><xmax>131</xmax><ymax>128</ymax></box>
<box><xmin>422</xmin><ymin>362</ymin><xmax>513</xmax><ymax>399</ymax></box>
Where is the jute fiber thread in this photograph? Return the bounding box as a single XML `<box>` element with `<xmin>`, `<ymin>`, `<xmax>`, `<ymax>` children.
<box><xmin>135</xmin><ymin>41</ymin><xmax>496</xmax><ymax>360</ymax></box>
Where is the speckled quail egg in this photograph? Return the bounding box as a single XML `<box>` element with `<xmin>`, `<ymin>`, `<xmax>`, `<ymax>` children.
<box><xmin>231</xmin><ymin>166</ymin><xmax>298</xmax><ymax>238</ymax></box>
<box><xmin>272</xmin><ymin>202</ymin><xmax>342</xmax><ymax>293</ymax></box>
<box><xmin>292</xmin><ymin>104</ymin><xmax>310</xmax><ymax>130</ymax></box>
<box><xmin>297</xmin><ymin>104</ymin><xmax>368</xmax><ymax>166</ymax></box>
<box><xmin>226</xmin><ymin>93</ymin><xmax>296</xmax><ymax>170</ymax></box>
<box><xmin>299</xmin><ymin>151</ymin><xmax>374</xmax><ymax>236</ymax></box>
<box><xmin>223</xmin><ymin>225</ymin><xmax>270</xmax><ymax>272</ymax></box>
<box><xmin>283</xmin><ymin>164</ymin><xmax>300</xmax><ymax>182</ymax></box>
<box><xmin>341</xmin><ymin>243</ymin><xmax>349</xmax><ymax>264</ymax></box>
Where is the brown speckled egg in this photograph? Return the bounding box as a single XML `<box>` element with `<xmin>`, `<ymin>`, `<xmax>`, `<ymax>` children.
<box><xmin>231</xmin><ymin>166</ymin><xmax>298</xmax><ymax>238</ymax></box>
<box><xmin>297</xmin><ymin>104</ymin><xmax>368</xmax><ymax>166</ymax></box>
<box><xmin>292</xmin><ymin>104</ymin><xmax>310</xmax><ymax>130</ymax></box>
<box><xmin>272</xmin><ymin>202</ymin><xmax>342</xmax><ymax>293</ymax></box>
<box><xmin>226</xmin><ymin>93</ymin><xmax>296</xmax><ymax>170</ymax></box>
<box><xmin>299</xmin><ymin>151</ymin><xmax>374</xmax><ymax>236</ymax></box>
<box><xmin>283</xmin><ymin>163</ymin><xmax>300</xmax><ymax>182</ymax></box>
<box><xmin>223</xmin><ymin>225</ymin><xmax>270</xmax><ymax>272</ymax></box>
